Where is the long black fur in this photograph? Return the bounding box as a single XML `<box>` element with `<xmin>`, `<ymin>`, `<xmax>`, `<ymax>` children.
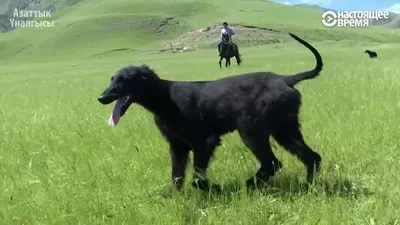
<box><xmin>365</xmin><ymin>49</ymin><xmax>378</xmax><ymax>58</ymax></box>
<box><xmin>98</xmin><ymin>33</ymin><xmax>323</xmax><ymax>191</ymax></box>
<box><xmin>218</xmin><ymin>35</ymin><xmax>242</xmax><ymax>68</ymax></box>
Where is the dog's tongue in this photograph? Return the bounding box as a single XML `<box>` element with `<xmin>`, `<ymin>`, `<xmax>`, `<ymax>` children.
<box><xmin>108</xmin><ymin>97</ymin><xmax>125</xmax><ymax>126</ymax></box>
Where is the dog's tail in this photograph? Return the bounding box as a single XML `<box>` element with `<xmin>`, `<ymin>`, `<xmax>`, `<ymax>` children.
<box><xmin>283</xmin><ymin>33</ymin><xmax>323</xmax><ymax>86</ymax></box>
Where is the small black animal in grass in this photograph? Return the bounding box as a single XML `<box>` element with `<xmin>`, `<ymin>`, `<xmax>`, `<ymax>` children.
<box><xmin>365</xmin><ymin>50</ymin><xmax>378</xmax><ymax>58</ymax></box>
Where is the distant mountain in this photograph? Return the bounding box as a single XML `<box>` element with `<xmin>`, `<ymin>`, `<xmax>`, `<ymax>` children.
<box><xmin>294</xmin><ymin>3</ymin><xmax>331</xmax><ymax>12</ymax></box>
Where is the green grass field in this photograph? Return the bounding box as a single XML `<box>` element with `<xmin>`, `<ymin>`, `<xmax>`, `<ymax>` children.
<box><xmin>2</xmin><ymin>0</ymin><xmax>400</xmax><ymax>224</ymax></box>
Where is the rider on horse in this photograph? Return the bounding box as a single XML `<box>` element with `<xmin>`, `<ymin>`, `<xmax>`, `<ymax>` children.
<box><xmin>218</xmin><ymin>22</ymin><xmax>235</xmax><ymax>56</ymax></box>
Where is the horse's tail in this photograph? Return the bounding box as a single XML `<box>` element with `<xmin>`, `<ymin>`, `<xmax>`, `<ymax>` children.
<box><xmin>235</xmin><ymin>44</ymin><xmax>242</xmax><ymax>65</ymax></box>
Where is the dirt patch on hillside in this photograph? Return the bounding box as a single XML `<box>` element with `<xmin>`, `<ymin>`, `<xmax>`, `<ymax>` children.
<box><xmin>156</xmin><ymin>23</ymin><xmax>290</xmax><ymax>54</ymax></box>
<box><xmin>156</xmin><ymin>17</ymin><xmax>177</xmax><ymax>34</ymax></box>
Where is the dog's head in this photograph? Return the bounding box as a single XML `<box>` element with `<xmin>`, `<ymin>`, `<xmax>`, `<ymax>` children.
<box><xmin>98</xmin><ymin>65</ymin><xmax>158</xmax><ymax>126</ymax></box>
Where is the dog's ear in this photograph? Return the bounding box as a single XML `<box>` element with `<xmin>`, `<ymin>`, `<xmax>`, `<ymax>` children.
<box><xmin>139</xmin><ymin>64</ymin><xmax>157</xmax><ymax>80</ymax></box>
<box><xmin>140</xmin><ymin>64</ymin><xmax>150</xmax><ymax>70</ymax></box>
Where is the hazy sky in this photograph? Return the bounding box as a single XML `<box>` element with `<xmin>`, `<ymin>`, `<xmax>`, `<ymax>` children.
<box><xmin>271</xmin><ymin>0</ymin><xmax>400</xmax><ymax>12</ymax></box>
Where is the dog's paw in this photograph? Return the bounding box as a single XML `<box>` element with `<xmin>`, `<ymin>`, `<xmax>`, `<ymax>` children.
<box><xmin>172</xmin><ymin>177</ymin><xmax>184</xmax><ymax>190</ymax></box>
<box><xmin>156</xmin><ymin>185</ymin><xmax>183</xmax><ymax>198</ymax></box>
<box><xmin>192</xmin><ymin>178</ymin><xmax>221</xmax><ymax>192</ymax></box>
<box><xmin>192</xmin><ymin>178</ymin><xmax>210</xmax><ymax>190</ymax></box>
<box><xmin>272</xmin><ymin>161</ymin><xmax>283</xmax><ymax>176</ymax></box>
<box><xmin>246</xmin><ymin>176</ymin><xmax>270</xmax><ymax>189</ymax></box>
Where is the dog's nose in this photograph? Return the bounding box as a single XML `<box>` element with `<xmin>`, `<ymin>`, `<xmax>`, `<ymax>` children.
<box><xmin>98</xmin><ymin>95</ymin><xmax>107</xmax><ymax>104</ymax></box>
<box><xmin>98</xmin><ymin>94</ymin><xmax>116</xmax><ymax>105</ymax></box>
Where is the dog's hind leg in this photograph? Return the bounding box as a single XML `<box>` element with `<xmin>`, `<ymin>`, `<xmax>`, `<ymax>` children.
<box><xmin>267</xmin><ymin>90</ymin><xmax>321</xmax><ymax>185</ymax></box>
<box><xmin>238</xmin><ymin>128</ymin><xmax>282</xmax><ymax>188</ymax></box>
<box><xmin>271</xmin><ymin>119</ymin><xmax>321</xmax><ymax>185</ymax></box>
<box><xmin>191</xmin><ymin>135</ymin><xmax>221</xmax><ymax>191</ymax></box>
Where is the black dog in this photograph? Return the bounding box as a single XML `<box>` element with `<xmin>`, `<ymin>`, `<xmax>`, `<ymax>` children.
<box><xmin>365</xmin><ymin>50</ymin><xmax>377</xmax><ymax>58</ymax></box>
<box><xmin>98</xmin><ymin>33</ymin><xmax>323</xmax><ymax>191</ymax></box>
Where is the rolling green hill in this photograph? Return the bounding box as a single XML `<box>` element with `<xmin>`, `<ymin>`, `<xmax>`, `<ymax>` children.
<box><xmin>0</xmin><ymin>0</ymin><xmax>400</xmax><ymax>63</ymax></box>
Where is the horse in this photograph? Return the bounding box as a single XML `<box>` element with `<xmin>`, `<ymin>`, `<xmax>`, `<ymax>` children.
<box><xmin>218</xmin><ymin>35</ymin><xmax>242</xmax><ymax>68</ymax></box>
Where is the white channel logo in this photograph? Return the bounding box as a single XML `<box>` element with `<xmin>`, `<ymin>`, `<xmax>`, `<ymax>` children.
<box><xmin>322</xmin><ymin>11</ymin><xmax>337</xmax><ymax>27</ymax></box>
<box><xmin>321</xmin><ymin>10</ymin><xmax>390</xmax><ymax>28</ymax></box>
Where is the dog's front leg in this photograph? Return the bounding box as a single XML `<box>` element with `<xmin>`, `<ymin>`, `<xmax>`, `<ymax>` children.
<box><xmin>169</xmin><ymin>142</ymin><xmax>191</xmax><ymax>191</ymax></box>
<box><xmin>154</xmin><ymin>117</ymin><xmax>191</xmax><ymax>191</ymax></box>
<box><xmin>191</xmin><ymin>136</ymin><xmax>220</xmax><ymax>191</ymax></box>
<box><xmin>192</xmin><ymin>148</ymin><xmax>213</xmax><ymax>190</ymax></box>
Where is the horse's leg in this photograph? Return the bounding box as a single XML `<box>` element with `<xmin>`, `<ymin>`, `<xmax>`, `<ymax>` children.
<box><xmin>224</xmin><ymin>46</ymin><xmax>229</xmax><ymax>67</ymax></box>
<box><xmin>219</xmin><ymin>56</ymin><xmax>223</xmax><ymax>68</ymax></box>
